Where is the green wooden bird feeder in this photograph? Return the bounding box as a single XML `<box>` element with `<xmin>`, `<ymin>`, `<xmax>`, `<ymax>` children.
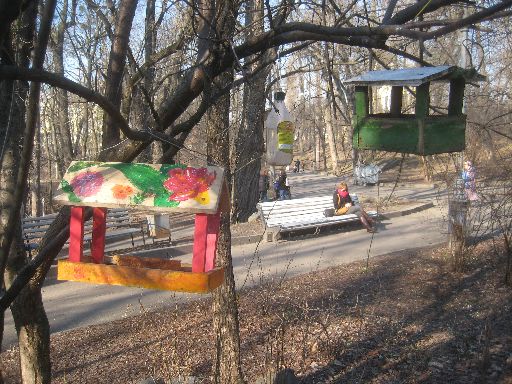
<box><xmin>345</xmin><ymin>66</ymin><xmax>485</xmax><ymax>155</ymax></box>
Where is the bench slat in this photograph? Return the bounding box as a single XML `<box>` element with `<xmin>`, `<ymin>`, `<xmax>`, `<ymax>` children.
<box><xmin>22</xmin><ymin>209</ymin><xmax>143</xmax><ymax>252</ymax></box>
<box><xmin>266</xmin><ymin>211</ymin><xmax>378</xmax><ymax>229</ymax></box>
<box><xmin>258</xmin><ymin>194</ymin><xmax>376</xmax><ymax>237</ymax></box>
<box><xmin>83</xmin><ymin>228</ymin><xmax>141</xmax><ymax>242</ymax></box>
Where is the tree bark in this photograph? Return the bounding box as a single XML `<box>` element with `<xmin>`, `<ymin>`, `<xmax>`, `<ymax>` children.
<box><xmin>33</xmin><ymin>116</ymin><xmax>42</xmax><ymax>216</ymax></box>
<box><xmin>102</xmin><ymin>0</ymin><xmax>138</xmax><ymax>149</ymax></box>
<box><xmin>321</xmin><ymin>42</ymin><xmax>339</xmax><ymax>175</ymax></box>
<box><xmin>324</xmin><ymin>105</ymin><xmax>339</xmax><ymax>174</ymax></box>
<box><xmin>0</xmin><ymin>1</ymin><xmax>54</xmax><ymax>382</ymax></box>
<box><xmin>0</xmin><ymin>74</ymin><xmax>21</xmax><ymax>350</ymax></box>
<box><xmin>5</xmin><ymin>235</ymin><xmax>51</xmax><ymax>384</ymax></box>
<box><xmin>135</xmin><ymin>0</ymin><xmax>158</xmax><ymax>163</ymax></box>
<box><xmin>207</xmin><ymin>71</ymin><xmax>245</xmax><ymax>384</ymax></box>
<box><xmin>52</xmin><ymin>0</ymin><xmax>74</xmax><ymax>175</ymax></box>
<box><xmin>198</xmin><ymin>0</ymin><xmax>245</xmax><ymax>381</ymax></box>
<box><xmin>232</xmin><ymin>0</ymin><xmax>270</xmax><ymax>223</ymax></box>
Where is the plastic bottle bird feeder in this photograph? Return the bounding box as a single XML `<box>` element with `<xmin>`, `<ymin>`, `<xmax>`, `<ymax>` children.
<box><xmin>54</xmin><ymin>161</ymin><xmax>227</xmax><ymax>293</ymax></box>
<box><xmin>265</xmin><ymin>91</ymin><xmax>295</xmax><ymax>166</ymax></box>
<box><xmin>345</xmin><ymin>66</ymin><xmax>485</xmax><ymax>155</ymax></box>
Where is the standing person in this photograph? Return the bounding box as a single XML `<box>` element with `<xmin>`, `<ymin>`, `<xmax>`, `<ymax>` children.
<box><xmin>273</xmin><ymin>174</ymin><xmax>280</xmax><ymax>200</ymax></box>
<box><xmin>294</xmin><ymin>159</ymin><xmax>300</xmax><ymax>173</ymax></box>
<box><xmin>462</xmin><ymin>160</ymin><xmax>479</xmax><ymax>201</ymax></box>
<box><xmin>258</xmin><ymin>169</ymin><xmax>270</xmax><ymax>202</ymax></box>
<box><xmin>333</xmin><ymin>182</ymin><xmax>376</xmax><ymax>233</ymax></box>
<box><xmin>278</xmin><ymin>169</ymin><xmax>291</xmax><ymax>200</ymax></box>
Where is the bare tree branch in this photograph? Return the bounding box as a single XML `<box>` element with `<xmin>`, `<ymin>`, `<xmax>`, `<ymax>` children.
<box><xmin>0</xmin><ymin>66</ymin><xmax>184</xmax><ymax>148</ymax></box>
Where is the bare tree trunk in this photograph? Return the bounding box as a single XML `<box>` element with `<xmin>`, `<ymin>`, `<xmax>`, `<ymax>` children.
<box><xmin>0</xmin><ymin>306</ymin><xmax>4</xmax><ymax>383</ymax></box>
<box><xmin>0</xmin><ymin>74</ymin><xmax>21</xmax><ymax>349</ymax></box>
<box><xmin>314</xmin><ymin>119</ymin><xmax>321</xmax><ymax>171</ymax></box>
<box><xmin>135</xmin><ymin>0</ymin><xmax>159</xmax><ymax>163</ymax></box>
<box><xmin>0</xmin><ymin>1</ymin><xmax>54</xmax><ymax>382</ymax></box>
<box><xmin>321</xmin><ymin>36</ymin><xmax>339</xmax><ymax>175</ymax></box>
<box><xmin>321</xmin><ymin>124</ymin><xmax>327</xmax><ymax>171</ymax></box>
<box><xmin>144</xmin><ymin>0</ymin><xmax>161</xmax><ymax>162</ymax></box>
<box><xmin>52</xmin><ymin>0</ymin><xmax>74</xmax><ymax>175</ymax></box>
<box><xmin>448</xmin><ymin>190</ymin><xmax>468</xmax><ymax>272</ymax></box>
<box><xmin>207</xmin><ymin>75</ymin><xmax>244</xmax><ymax>383</ymax></box>
<box><xmin>232</xmin><ymin>0</ymin><xmax>270</xmax><ymax>223</ymax></box>
<box><xmin>101</xmin><ymin>0</ymin><xmax>138</xmax><ymax>149</ymax></box>
<box><xmin>198</xmin><ymin>0</ymin><xmax>244</xmax><ymax>380</ymax></box>
<box><xmin>324</xmin><ymin>105</ymin><xmax>339</xmax><ymax>174</ymax></box>
<box><xmin>503</xmin><ymin>233</ymin><xmax>511</xmax><ymax>286</ymax></box>
<box><xmin>421</xmin><ymin>156</ymin><xmax>433</xmax><ymax>182</ymax></box>
<box><xmin>33</xmin><ymin>114</ymin><xmax>42</xmax><ymax>216</ymax></box>
<box><xmin>5</xmin><ymin>236</ymin><xmax>51</xmax><ymax>384</ymax></box>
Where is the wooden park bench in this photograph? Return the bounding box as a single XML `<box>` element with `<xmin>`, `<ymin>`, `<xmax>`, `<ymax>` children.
<box><xmin>53</xmin><ymin>161</ymin><xmax>227</xmax><ymax>293</ymax></box>
<box><xmin>258</xmin><ymin>194</ymin><xmax>378</xmax><ymax>242</ymax></box>
<box><xmin>22</xmin><ymin>208</ymin><xmax>145</xmax><ymax>257</ymax></box>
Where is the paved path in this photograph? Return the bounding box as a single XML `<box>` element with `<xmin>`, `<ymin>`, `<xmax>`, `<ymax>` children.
<box><xmin>2</xmin><ymin>172</ymin><xmax>449</xmax><ymax>351</ymax></box>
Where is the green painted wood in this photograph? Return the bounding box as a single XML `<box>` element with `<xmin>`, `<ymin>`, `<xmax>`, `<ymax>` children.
<box><xmin>348</xmin><ymin>67</ymin><xmax>479</xmax><ymax>155</ymax></box>
<box><xmin>415</xmin><ymin>83</ymin><xmax>430</xmax><ymax>118</ymax></box>
<box><xmin>352</xmin><ymin>115</ymin><xmax>466</xmax><ymax>155</ymax></box>
<box><xmin>354</xmin><ymin>86</ymin><xmax>369</xmax><ymax>121</ymax></box>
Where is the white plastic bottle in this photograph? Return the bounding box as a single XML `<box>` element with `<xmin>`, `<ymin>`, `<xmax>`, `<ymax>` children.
<box><xmin>265</xmin><ymin>91</ymin><xmax>294</xmax><ymax>166</ymax></box>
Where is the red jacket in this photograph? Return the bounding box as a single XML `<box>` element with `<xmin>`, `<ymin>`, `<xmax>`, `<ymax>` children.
<box><xmin>333</xmin><ymin>189</ymin><xmax>353</xmax><ymax>211</ymax></box>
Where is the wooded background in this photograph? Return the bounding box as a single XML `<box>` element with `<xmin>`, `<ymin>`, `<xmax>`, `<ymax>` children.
<box><xmin>1</xmin><ymin>0</ymin><xmax>511</xmax><ymax>383</ymax></box>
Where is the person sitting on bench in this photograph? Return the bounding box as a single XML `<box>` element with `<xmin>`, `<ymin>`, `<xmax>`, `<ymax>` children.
<box><xmin>333</xmin><ymin>182</ymin><xmax>376</xmax><ymax>233</ymax></box>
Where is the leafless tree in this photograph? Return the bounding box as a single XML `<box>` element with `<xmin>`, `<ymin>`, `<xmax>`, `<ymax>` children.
<box><xmin>1</xmin><ymin>0</ymin><xmax>512</xmax><ymax>382</ymax></box>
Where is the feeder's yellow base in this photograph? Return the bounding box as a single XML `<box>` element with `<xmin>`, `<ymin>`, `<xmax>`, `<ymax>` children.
<box><xmin>57</xmin><ymin>257</ymin><xmax>224</xmax><ymax>293</ymax></box>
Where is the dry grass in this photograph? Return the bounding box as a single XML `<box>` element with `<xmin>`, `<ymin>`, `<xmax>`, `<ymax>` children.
<box><xmin>1</xmin><ymin>239</ymin><xmax>511</xmax><ymax>383</ymax></box>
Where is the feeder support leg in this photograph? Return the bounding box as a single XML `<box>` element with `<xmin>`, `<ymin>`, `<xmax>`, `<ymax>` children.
<box><xmin>192</xmin><ymin>212</ymin><xmax>221</xmax><ymax>273</ymax></box>
<box><xmin>91</xmin><ymin>207</ymin><xmax>107</xmax><ymax>263</ymax></box>
<box><xmin>192</xmin><ymin>214</ymin><xmax>208</xmax><ymax>273</ymax></box>
<box><xmin>69</xmin><ymin>206</ymin><xmax>85</xmax><ymax>262</ymax></box>
<box><xmin>205</xmin><ymin>212</ymin><xmax>220</xmax><ymax>272</ymax></box>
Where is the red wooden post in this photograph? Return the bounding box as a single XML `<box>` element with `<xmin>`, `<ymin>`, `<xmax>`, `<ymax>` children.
<box><xmin>205</xmin><ymin>212</ymin><xmax>220</xmax><ymax>272</ymax></box>
<box><xmin>69</xmin><ymin>206</ymin><xmax>85</xmax><ymax>262</ymax></box>
<box><xmin>192</xmin><ymin>214</ymin><xmax>208</xmax><ymax>273</ymax></box>
<box><xmin>91</xmin><ymin>207</ymin><xmax>107</xmax><ymax>264</ymax></box>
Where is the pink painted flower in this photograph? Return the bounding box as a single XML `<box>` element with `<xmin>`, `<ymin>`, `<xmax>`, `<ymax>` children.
<box><xmin>163</xmin><ymin>167</ymin><xmax>216</xmax><ymax>202</ymax></box>
<box><xmin>70</xmin><ymin>171</ymin><xmax>104</xmax><ymax>197</ymax></box>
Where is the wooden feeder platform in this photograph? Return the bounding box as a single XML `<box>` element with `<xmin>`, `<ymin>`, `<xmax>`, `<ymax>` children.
<box><xmin>57</xmin><ymin>255</ymin><xmax>224</xmax><ymax>293</ymax></box>
<box><xmin>54</xmin><ymin>161</ymin><xmax>228</xmax><ymax>293</ymax></box>
<box><xmin>345</xmin><ymin>66</ymin><xmax>485</xmax><ymax>155</ymax></box>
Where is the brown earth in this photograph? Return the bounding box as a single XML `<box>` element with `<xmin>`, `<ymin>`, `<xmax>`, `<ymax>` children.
<box><xmin>1</xmin><ymin>239</ymin><xmax>511</xmax><ymax>383</ymax></box>
<box><xmin>2</xmin><ymin>154</ymin><xmax>511</xmax><ymax>383</ymax></box>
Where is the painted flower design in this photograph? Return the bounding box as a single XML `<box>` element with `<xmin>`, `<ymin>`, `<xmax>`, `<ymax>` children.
<box><xmin>70</xmin><ymin>171</ymin><xmax>104</xmax><ymax>197</ymax></box>
<box><xmin>195</xmin><ymin>190</ymin><xmax>211</xmax><ymax>205</ymax></box>
<box><xmin>163</xmin><ymin>167</ymin><xmax>216</xmax><ymax>204</ymax></box>
<box><xmin>111</xmin><ymin>184</ymin><xmax>134</xmax><ymax>199</ymax></box>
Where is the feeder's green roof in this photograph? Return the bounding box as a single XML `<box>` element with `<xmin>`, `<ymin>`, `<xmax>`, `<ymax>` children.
<box><xmin>345</xmin><ymin>65</ymin><xmax>485</xmax><ymax>87</ymax></box>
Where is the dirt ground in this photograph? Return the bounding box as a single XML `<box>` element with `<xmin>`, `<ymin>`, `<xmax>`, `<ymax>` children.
<box><xmin>2</xmin><ymin>154</ymin><xmax>511</xmax><ymax>383</ymax></box>
<box><xmin>1</xmin><ymin>238</ymin><xmax>511</xmax><ymax>383</ymax></box>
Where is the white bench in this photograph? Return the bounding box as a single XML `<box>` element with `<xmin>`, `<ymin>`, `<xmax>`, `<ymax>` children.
<box><xmin>22</xmin><ymin>208</ymin><xmax>145</xmax><ymax>256</ymax></box>
<box><xmin>258</xmin><ymin>194</ymin><xmax>378</xmax><ymax>241</ymax></box>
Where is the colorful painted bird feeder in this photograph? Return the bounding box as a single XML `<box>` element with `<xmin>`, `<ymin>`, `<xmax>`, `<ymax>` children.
<box><xmin>345</xmin><ymin>66</ymin><xmax>485</xmax><ymax>155</ymax></box>
<box><xmin>54</xmin><ymin>161</ymin><xmax>227</xmax><ymax>293</ymax></box>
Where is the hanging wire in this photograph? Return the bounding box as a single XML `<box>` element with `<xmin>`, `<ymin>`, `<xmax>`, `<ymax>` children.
<box><xmin>93</xmin><ymin>138</ymin><xmax>131</xmax><ymax>159</ymax></box>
